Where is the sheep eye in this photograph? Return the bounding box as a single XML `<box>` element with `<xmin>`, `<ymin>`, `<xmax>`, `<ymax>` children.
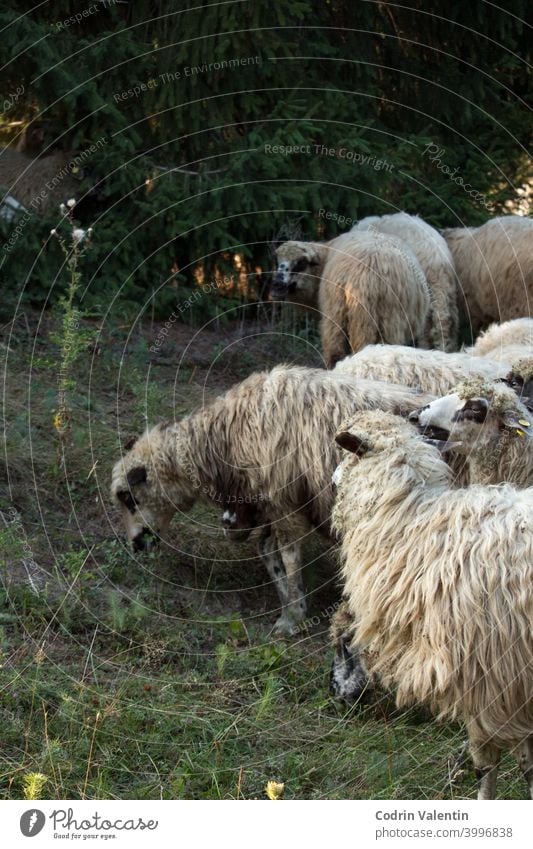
<box><xmin>292</xmin><ymin>259</ymin><xmax>307</xmax><ymax>273</ymax></box>
<box><xmin>454</xmin><ymin>399</ymin><xmax>488</xmax><ymax>423</ymax></box>
<box><xmin>116</xmin><ymin>490</ymin><xmax>137</xmax><ymax>514</ymax></box>
<box><xmin>503</xmin><ymin>372</ymin><xmax>523</xmax><ymax>389</ymax></box>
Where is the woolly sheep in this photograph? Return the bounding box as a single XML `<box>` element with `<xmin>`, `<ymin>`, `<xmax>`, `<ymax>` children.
<box><xmin>354</xmin><ymin>213</ymin><xmax>458</xmax><ymax>351</ymax></box>
<box><xmin>272</xmin><ymin>231</ymin><xmax>431</xmax><ymax>367</ymax></box>
<box><xmin>331</xmin><ymin>373</ymin><xmax>533</xmax><ymax>705</ymax></box>
<box><xmin>469</xmin><ymin>317</ymin><xmax>533</xmax><ymax>358</ymax></box>
<box><xmin>443</xmin><ymin>216</ymin><xmax>533</xmax><ymax>335</ymax></box>
<box><xmin>410</xmin><ymin>378</ymin><xmax>533</xmax><ymax>486</ymax></box>
<box><xmin>333</xmin><ymin>343</ymin><xmax>508</xmax><ymax>396</ymax></box>
<box><xmin>329</xmin><ymin>600</ymin><xmax>368</xmax><ymax>705</ymax></box>
<box><xmin>332</xmin><ymin>410</ymin><xmax>533</xmax><ymax>799</ymax></box>
<box><xmin>111</xmin><ymin>365</ymin><xmax>433</xmax><ymax>634</ymax></box>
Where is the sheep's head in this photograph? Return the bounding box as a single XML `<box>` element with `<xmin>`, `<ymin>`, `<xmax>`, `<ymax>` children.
<box><xmin>409</xmin><ymin>379</ymin><xmax>532</xmax><ymax>455</ymax></box>
<box><xmin>271</xmin><ymin>241</ymin><xmax>322</xmax><ymax>303</ymax></box>
<box><xmin>333</xmin><ymin>411</ymin><xmax>412</xmax><ymax>486</ymax></box>
<box><xmin>110</xmin><ymin>425</ymin><xmax>195</xmax><ymax>551</ymax></box>
<box><xmin>329</xmin><ymin>601</ymin><xmax>369</xmax><ymax>705</ymax></box>
<box><xmin>502</xmin><ymin>357</ymin><xmax>533</xmax><ymax>412</ymax></box>
<box><xmin>333</xmin><ymin>410</ymin><xmax>453</xmax><ymax>492</ymax></box>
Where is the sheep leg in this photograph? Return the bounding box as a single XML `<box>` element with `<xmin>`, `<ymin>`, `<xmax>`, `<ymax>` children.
<box><xmin>470</xmin><ymin>738</ymin><xmax>501</xmax><ymax>800</ymax></box>
<box><xmin>514</xmin><ymin>738</ymin><xmax>533</xmax><ymax>799</ymax></box>
<box><xmin>320</xmin><ymin>315</ymin><xmax>350</xmax><ymax>369</ymax></box>
<box><xmin>271</xmin><ymin>540</ymin><xmax>306</xmax><ymax>636</ymax></box>
<box><xmin>258</xmin><ymin>526</ymin><xmax>289</xmax><ymax>607</ymax></box>
<box><xmin>319</xmin><ymin>282</ymin><xmax>351</xmax><ymax>368</ymax></box>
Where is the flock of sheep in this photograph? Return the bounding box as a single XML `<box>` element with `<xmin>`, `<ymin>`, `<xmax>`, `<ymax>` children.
<box><xmin>111</xmin><ymin>212</ymin><xmax>533</xmax><ymax>800</ymax></box>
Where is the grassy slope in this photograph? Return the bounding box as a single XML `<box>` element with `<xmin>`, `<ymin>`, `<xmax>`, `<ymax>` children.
<box><xmin>0</xmin><ymin>310</ymin><xmax>525</xmax><ymax>800</ymax></box>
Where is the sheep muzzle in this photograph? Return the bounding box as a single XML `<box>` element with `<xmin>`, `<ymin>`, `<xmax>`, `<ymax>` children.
<box><xmin>132</xmin><ymin>528</ymin><xmax>157</xmax><ymax>552</ymax></box>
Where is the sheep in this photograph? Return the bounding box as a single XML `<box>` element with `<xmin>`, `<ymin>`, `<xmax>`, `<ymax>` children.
<box><xmin>333</xmin><ymin>343</ymin><xmax>508</xmax><ymax>397</ymax></box>
<box><xmin>469</xmin><ymin>318</ymin><xmax>533</xmax><ymax>358</ymax></box>
<box><xmin>354</xmin><ymin>212</ymin><xmax>459</xmax><ymax>351</ymax></box>
<box><xmin>332</xmin><ymin>409</ymin><xmax>533</xmax><ymax>799</ymax></box>
<box><xmin>410</xmin><ymin>377</ymin><xmax>533</xmax><ymax>486</ymax></box>
<box><xmin>443</xmin><ymin>216</ymin><xmax>533</xmax><ymax>336</ymax></box>
<box><xmin>111</xmin><ymin>365</ymin><xmax>433</xmax><ymax>634</ymax></box>
<box><xmin>329</xmin><ymin>600</ymin><xmax>369</xmax><ymax>704</ymax></box>
<box><xmin>271</xmin><ymin>240</ymin><xmax>329</xmax><ymax>308</ymax></box>
<box><xmin>272</xmin><ymin>231</ymin><xmax>431</xmax><ymax>367</ymax></box>
<box><xmin>330</xmin><ymin>371</ymin><xmax>533</xmax><ymax>704</ymax></box>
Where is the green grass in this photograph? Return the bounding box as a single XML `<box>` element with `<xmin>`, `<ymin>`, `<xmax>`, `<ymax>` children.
<box><xmin>0</xmin><ymin>311</ymin><xmax>527</xmax><ymax>800</ymax></box>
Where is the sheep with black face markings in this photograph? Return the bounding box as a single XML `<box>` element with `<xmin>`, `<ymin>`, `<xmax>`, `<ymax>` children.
<box><xmin>332</xmin><ymin>409</ymin><xmax>533</xmax><ymax>799</ymax></box>
<box><xmin>111</xmin><ymin>365</ymin><xmax>433</xmax><ymax>635</ymax></box>
<box><xmin>410</xmin><ymin>378</ymin><xmax>533</xmax><ymax>486</ymax></box>
<box><xmin>330</xmin><ymin>373</ymin><xmax>533</xmax><ymax>705</ymax></box>
<box><xmin>272</xmin><ymin>230</ymin><xmax>430</xmax><ymax>367</ymax></box>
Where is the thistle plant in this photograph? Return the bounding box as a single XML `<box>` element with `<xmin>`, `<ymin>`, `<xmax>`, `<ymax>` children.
<box><xmin>22</xmin><ymin>771</ymin><xmax>48</xmax><ymax>801</ymax></box>
<box><xmin>50</xmin><ymin>200</ymin><xmax>94</xmax><ymax>465</ymax></box>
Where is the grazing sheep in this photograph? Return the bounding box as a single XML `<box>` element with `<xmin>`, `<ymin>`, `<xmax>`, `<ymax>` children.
<box><xmin>332</xmin><ymin>410</ymin><xmax>533</xmax><ymax>799</ymax></box>
<box><xmin>271</xmin><ymin>240</ymin><xmax>329</xmax><ymax>308</ymax></box>
<box><xmin>111</xmin><ymin>366</ymin><xmax>433</xmax><ymax>634</ymax></box>
<box><xmin>354</xmin><ymin>213</ymin><xmax>458</xmax><ymax>351</ymax></box>
<box><xmin>333</xmin><ymin>343</ymin><xmax>508</xmax><ymax>396</ymax></box>
<box><xmin>469</xmin><ymin>318</ymin><xmax>533</xmax><ymax>358</ymax></box>
<box><xmin>329</xmin><ymin>600</ymin><xmax>369</xmax><ymax>704</ymax></box>
<box><xmin>410</xmin><ymin>378</ymin><xmax>533</xmax><ymax>485</ymax></box>
<box><xmin>272</xmin><ymin>231</ymin><xmax>431</xmax><ymax>367</ymax></box>
<box><xmin>443</xmin><ymin>216</ymin><xmax>533</xmax><ymax>335</ymax></box>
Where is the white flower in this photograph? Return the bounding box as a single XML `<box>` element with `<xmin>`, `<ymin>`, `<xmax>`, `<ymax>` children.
<box><xmin>67</xmin><ymin>198</ymin><xmax>76</xmax><ymax>208</ymax></box>
<box><xmin>59</xmin><ymin>203</ymin><xmax>67</xmax><ymax>216</ymax></box>
<box><xmin>87</xmin><ymin>227</ymin><xmax>93</xmax><ymax>236</ymax></box>
<box><xmin>50</xmin><ymin>229</ymin><xmax>57</xmax><ymax>236</ymax></box>
<box><xmin>72</xmin><ymin>228</ymin><xmax>86</xmax><ymax>244</ymax></box>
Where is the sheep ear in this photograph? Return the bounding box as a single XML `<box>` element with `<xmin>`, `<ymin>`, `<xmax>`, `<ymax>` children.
<box><xmin>127</xmin><ymin>466</ymin><xmax>147</xmax><ymax>486</ymax></box>
<box><xmin>123</xmin><ymin>434</ymin><xmax>139</xmax><ymax>452</ymax></box>
<box><xmin>306</xmin><ymin>246</ymin><xmax>321</xmax><ymax>265</ymax></box>
<box><xmin>502</xmin><ymin>410</ymin><xmax>532</xmax><ymax>435</ymax></box>
<box><xmin>335</xmin><ymin>431</ymin><xmax>371</xmax><ymax>455</ymax></box>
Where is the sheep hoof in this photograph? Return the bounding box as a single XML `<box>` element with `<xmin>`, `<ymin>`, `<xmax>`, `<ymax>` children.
<box><xmin>272</xmin><ymin>615</ymin><xmax>301</xmax><ymax>637</ymax></box>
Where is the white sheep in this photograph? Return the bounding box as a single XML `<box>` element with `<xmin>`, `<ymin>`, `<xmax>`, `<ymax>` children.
<box><xmin>330</xmin><ymin>372</ymin><xmax>533</xmax><ymax>705</ymax></box>
<box><xmin>332</xmin><ymin>409</ymin><xmax>533</xmax><ymax>799</ymax></box>
<box><xmin>467</xmin><ymin>317</ymin><xmax>533</xmax><ymax>369</ymax></box>
<box><xmin>111</xmin><ymin>366</ymin><xmax>433</xmax><ymax>634</ymax></box>
<box><xmin>469</xmin><ymin>317</ymin><xmax>533</xmax><ymax>358</ymax></box>
<box><xmin>354</xmin><ymin>212</ymin><xmax>458</xmax><ymax>351</ymax></box>
<box><xmin>443</xmin><ymin>216</ymin><xmax>533</xmax><ymax>335</ymax></box>
<box><xmin>333</xmin><ymin>343</ymin><xmax>508</xmax><ymax>396</ymax></box>
<box><xmin>272</xmin><ymin>230</ymin><xmax>430</xmax><ymax>367</ymax></box>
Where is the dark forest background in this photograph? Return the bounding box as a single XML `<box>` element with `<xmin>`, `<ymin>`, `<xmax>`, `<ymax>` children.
<box><xmin>0</xmin><ymin>0</ymin><xmax>531</xmax><ymax>320</ymax></box>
